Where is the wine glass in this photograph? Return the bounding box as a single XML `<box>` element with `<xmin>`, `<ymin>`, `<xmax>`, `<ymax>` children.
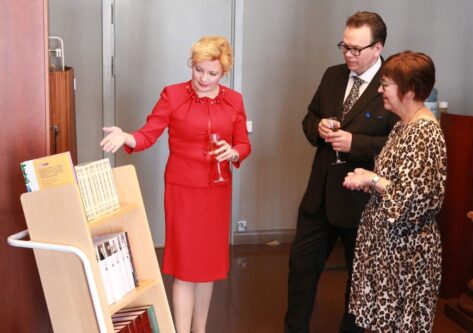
<box><xmin>328</xmin><ymin>117</ymin><xmax>346</xmax><ymax>165</ymax></box>
<box><xmin>209</xmin><ymin>133</ymin><xmax>225</xmax><ymax>182</ymax></box>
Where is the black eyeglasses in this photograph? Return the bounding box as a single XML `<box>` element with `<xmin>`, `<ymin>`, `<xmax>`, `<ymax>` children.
<box><xmin>337</xmin><ymin>41</ymin><xmax>377</xmax><ymax>56</ymax></box>
<box><xmin>379</xmin><ymin>80</ymin><xmax>396</xmax><ymax>91</ymax></box>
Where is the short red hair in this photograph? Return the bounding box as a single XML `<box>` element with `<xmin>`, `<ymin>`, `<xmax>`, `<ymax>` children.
<box><xmin>381</xmin><ymin>51</ymin><xmax>435</xmax><ymax>101</ymax></box>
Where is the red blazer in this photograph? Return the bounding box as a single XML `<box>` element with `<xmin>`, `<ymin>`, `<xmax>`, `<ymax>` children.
<box><xmin>125</xmin><ymin>81</ymin><xmax>251</xmax><ymax>187</ymax></box>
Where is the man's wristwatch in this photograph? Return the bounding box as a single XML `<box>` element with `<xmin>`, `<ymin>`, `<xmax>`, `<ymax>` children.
<box><xmin>371</xmin><ymin>175</ymin><xmax>381</xmax><ymax>186</ymax></box>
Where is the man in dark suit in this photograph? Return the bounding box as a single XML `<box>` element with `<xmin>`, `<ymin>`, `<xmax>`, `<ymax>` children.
<box><xmin>285</xmin><ymin>12</ymin><xmax>399</xmax><ymax>333</ymax></box>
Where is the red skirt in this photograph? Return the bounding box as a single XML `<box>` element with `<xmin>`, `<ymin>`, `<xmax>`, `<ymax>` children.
<box><xmin>162</xmin><ymin>182</ymin><xmax>231</xmax><ymax>282</ymax></box>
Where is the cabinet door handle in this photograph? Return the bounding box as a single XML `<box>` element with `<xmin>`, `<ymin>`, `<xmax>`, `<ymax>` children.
<box><xmin>51</xmin><ymin>125</ymin><xmax>59</xmax><ymax>154</ymax></box>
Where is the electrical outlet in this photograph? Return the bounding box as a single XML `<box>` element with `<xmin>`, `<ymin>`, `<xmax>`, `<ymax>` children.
<box><xmin>236</xmin><ymin>220</ymin><xmax>247</xmax><ymax>232</ymax></box>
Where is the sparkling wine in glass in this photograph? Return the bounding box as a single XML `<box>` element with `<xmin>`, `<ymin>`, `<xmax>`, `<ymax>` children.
<box><xmin>328</xmin><ymin>117</ymin><xmax>346</xmax><ymax>165</ymax></box>
<box><xmin>209</xmin><ymin>133</ymin><xmax>225</xmax><ymax>182</ymax></box>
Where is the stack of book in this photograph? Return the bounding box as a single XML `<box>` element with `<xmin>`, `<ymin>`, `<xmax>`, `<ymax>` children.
<box><xmin>75</xmin><ymin>158</ymin><xmax>120</xmax><ymax>221</ymax></box>
<box><xmin>94</xmin><ymin>232</ymin><xmax>138</xmax><ymax>305</ymax></box>
<box><xmin>112</xmin><ymin>305</ymin><xmax>159</xmax><ymax>332</ymax></box>
<box><xmin>20</xmin><ymin>152</ymin><xmax>120</xmax><ymax>221</ymax></box>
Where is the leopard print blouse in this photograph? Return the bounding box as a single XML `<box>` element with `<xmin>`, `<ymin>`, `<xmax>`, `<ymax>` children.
<box><xmin>349</xmin><ymin>119</ymin><xmax>447</xmax><ymax>333</ymax></box>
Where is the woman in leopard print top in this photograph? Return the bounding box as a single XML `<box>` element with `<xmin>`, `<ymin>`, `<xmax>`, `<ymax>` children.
<box><xmin>343</xmin><ymin>51</ymin><xmax>447</xmax><ymax>332</ymax></box>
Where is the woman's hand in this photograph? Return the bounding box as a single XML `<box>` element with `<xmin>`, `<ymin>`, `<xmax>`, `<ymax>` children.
<box><xmin>211</xmin><ymin>139</ymin><xmax>239</xmax><ymax>162</ymax></box>
<box><xmin>343</xmin><ymin>168</ymin><xmax>373</xmax><ymax>193</ymax></box>
<box><xmin>100</xmin><ymin>126</ymin><xmax>128</xmax><ymax>153</ymax></box>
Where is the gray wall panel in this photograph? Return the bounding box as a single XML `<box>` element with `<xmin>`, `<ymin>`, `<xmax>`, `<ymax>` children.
<box><xmin>113</xmin><ymin>0</ymin><xmax>233</xmax><ymax>246</ymax></box>
<box><xmin>238</xmin><ymin>0</ymin><xmax>473</xmax><ymax>235</ymax></box>
<box><xmin>48</xmin><ymin>0</ymin><xmax>473</xmax><ymax>242</ymax></box>
<box><xmin>48</xmin><ymin>0</ymin><xmax>103</xmax><ymax>164</ymax></box>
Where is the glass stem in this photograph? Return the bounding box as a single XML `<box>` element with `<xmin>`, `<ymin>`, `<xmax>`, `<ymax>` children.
<box><xmin>217</xmin><ymin>162</ymin><xmax>223</xmax><ymax>180</ymax></box>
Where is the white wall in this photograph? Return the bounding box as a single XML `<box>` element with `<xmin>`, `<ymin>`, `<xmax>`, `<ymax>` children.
<box><xmin>302</xmin><ymin>1</ymin><xmax>473</xmax><ymax>114</ymax></box>
<box><xmin>49</xmin><ymin>0</ymin><xmax>473</xmax><ymax>241</ymax></box>
<box><xmin>238</xmin><ymin>0</ymin><xmax>473</xmax><ymax>235</ymax></box>
<box><xmin>112</xmin><ymin>0</ymin><xmax>233</xmax><ymax>246</ymax></box>
<box><xmin>48</xmin><ymin>0</ymin><xmax>103</xmax><ymax>164</ymax></box>
<box><xmin>238</xmin><ymin>0</ymin><xmax>316</xmax><ymax>232</ymax></box>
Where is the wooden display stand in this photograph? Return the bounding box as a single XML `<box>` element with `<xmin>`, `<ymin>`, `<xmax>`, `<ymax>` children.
<box><xmin>14</xmin><ymin>165</ymin><xmax>174</xmax><ymax>333</ymax></box>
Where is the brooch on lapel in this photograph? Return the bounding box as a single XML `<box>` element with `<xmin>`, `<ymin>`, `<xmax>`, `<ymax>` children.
<box><xmin>364</xmin><ymin>111</ymin><xmax>384</xmax><ymax>119</ymax></box>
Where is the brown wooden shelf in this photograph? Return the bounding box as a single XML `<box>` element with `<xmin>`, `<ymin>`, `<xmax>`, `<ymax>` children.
<box><xmin>109</xmin><ymin>279</ymin><xmax>158</xmax><ymax>314</ymax></box>
<box><xmin>87</xmin><ymin>203</ymin><xmax>140</xmax><ymax>228</ymax></box>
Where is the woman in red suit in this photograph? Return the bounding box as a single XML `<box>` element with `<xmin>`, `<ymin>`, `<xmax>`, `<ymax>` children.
<box><xmin>101</xmin><ymin>36</ymin><xmax>251</xmax><ymax>333</ymax></box>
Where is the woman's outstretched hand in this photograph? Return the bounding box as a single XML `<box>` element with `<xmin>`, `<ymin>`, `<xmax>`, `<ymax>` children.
<box><xmin>100</xmin><ymin>126</ymin><xmax>127</xmax><ymax>153</ymax></box>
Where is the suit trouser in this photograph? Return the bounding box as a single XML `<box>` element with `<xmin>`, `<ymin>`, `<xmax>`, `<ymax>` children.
<box><xmin>284</xmin><ymin>206</ymin><xmax>363</xmax><ymax>333</ymax></box>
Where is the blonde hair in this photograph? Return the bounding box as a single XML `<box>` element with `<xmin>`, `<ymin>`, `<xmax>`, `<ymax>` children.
<box><xmin>190</xmin><ymin>36</ymin><xmax>233</xmax><ymax>74</ymax></box>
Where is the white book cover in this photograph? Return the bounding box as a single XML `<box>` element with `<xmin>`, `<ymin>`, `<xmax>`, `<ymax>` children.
<box><xmin>94</xmin><ymin>233</ymin><xmax>133</xmax><ymax>301</ymax></box>
<box><xmin>111</xmin><ymin>235</ymin><xmax>133</xmax><ymax>294</ymax></box>
<box><xmin>95</xmin><ymin>243</ymin><xmax>116</xmax><ymax>304</ymax></box>
<box><xmin>118</xmin><ymin>232</ymin><xmax>136</xmax><ymax>291</ymax></box>
<box><xmin>104</xmin><ymin>238</ymin><xmax>125</xmax><ymax>301</ymax></box>
<box><xmin>94</xmin><ymin>235</ymin><xmax>123</xmax><ymax>302</ymax></box>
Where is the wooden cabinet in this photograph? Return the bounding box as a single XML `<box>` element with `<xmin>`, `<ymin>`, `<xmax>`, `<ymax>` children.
<box><xmin>49</xmin><ymin>67</ymin><xmax>78</xmax><ymax>164</ymax></box>
<box><xmin>438</xmin><ymin>112</ymin><xmax>473</xmax><ymax>298</ymax></box>
<box><xmin>20</xmin><ymin>165</ymin><xmax>175</xmax><ymax>332</ymax></box>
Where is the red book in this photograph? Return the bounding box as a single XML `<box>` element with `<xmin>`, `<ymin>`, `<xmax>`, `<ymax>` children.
<box><xmin>113</xmin><ymin>315</ymin><xmax>139</xmax><ymax>332</ymax></box>
<box><xmin>115</xmin><ymin>305</ymin><xmax>158</xmax><ymax>333</ymax></box>
<box><xmin>113</xmin><ymin>321</ymin><xmax>133</xmax><ymax>333</ymax></box>
<box><xmin>113</xmin><ymin>309</ymin><xmax>152</xmax><ymax>332</ymax></box>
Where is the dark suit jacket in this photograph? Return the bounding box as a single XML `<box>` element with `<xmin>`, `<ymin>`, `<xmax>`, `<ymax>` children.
<box><xmin>300</xmin><ymin>63</ymin><xmax>399</xmax><ymax>228</ymax></box>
